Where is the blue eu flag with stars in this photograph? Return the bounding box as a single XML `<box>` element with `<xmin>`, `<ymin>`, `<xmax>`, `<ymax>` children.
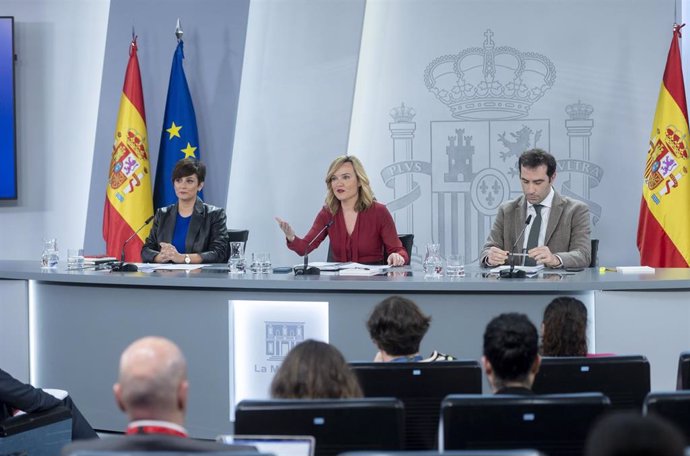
<box><xmin>154</xmin><ymin>40</ymin><xmax>202</xmax><ymax>209</ymax></box>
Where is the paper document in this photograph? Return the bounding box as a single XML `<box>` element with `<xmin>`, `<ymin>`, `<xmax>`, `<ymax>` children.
<box><xmin>615</xmin><ymin>266</ymin><xmax>655</xmax><ymax>274</ymax></box>
<box><xmin>490</xmin><ymin>264</ymin><xmax>545</xmax><ymax>274</ymax></box>
<box><xmin>338</xmin><ymin>263</ymin><xmax>390</xmax><ymax>276</ymax></box>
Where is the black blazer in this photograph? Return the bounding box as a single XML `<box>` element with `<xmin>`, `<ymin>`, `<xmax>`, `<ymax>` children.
<box><xmin>141</xmin><ymin>197</ymin><xmax>230</xmax><ymax>263</ymax></box>
<box><xmin>0</xmin><ymin>368</ymin><xmax>97</xmax><ymax>440</ymax></box>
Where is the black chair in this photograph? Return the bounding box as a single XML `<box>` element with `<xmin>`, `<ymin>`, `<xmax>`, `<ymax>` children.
<box><xmin>341</xmin><ymin>451</ymin><xmax>545</xmax><ymax>456</ymax></box>
<box><xmin>531</xmin><ymin>355</ymin><xmax>650</xmax><ymax>410</ymax></box>
<box><xmin>235</xmin><ymin>398</ymin><xmax>404</xmax><ymax>456</ymax></box>
<box><xmin>327</xmin><ymin>234</ymin><xmax>414</xmax><ymax>264</ymax></box>
<box><xmin>589</xmin><ymin>238</ymin><xmax>599</xmax><ymax>267</ymax></box>
<box><xmin>228</xmin><ymin>229</ymin><xmax>249</xmax><ymax>245</ymax></box>
<box><xmin>0</xmin><ymin>405</ymin><xmax>72</xmax><ymax>456</ymax></box>
<box><xmin>350</xmin><ymin>360</ymin><xmax>482</xmax><ymax>449</ymax></box>
<box><xmin>644</xmin><ymin>391</ymin><xmax>690</xmax><ymax>444</ymax></box>
<box><xmin>676</xmin><ymin>351</ymin><xmax>690</xmax><ymax>390</ymax></box>
<box><xmin>441</xmin><ymin>393</ymin><xmax>610</xmax><ymax>456</ymax></box>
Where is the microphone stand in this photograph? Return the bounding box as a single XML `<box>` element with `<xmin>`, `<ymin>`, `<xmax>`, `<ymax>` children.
<box><xmin>111</xmin><ymin>215</ymin><xmax>154</xmax><ymax>272</ymax></box>
<box><xmin>294</xmin><ymin>220</ymin><xmax>333</xmax><ymax>276</ymax></box>
<box><xmin>500</xmin><ymin>214</ymin><xmax>533</xmax><ymax>279</ymax></box>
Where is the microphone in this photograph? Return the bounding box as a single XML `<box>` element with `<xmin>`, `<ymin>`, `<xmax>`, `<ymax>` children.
<box><xmin>294</xmin><ymin>220</ymin><xmax>333</xmax><ymax>276</ymax></box>
<box><xmin>112</xmin><ymin>215</ymin><xmax>154</xmax><ymax>272</ymax></box>
<box><xmin>501</xmin><ymin>214</ymin><xmax>533</xmax><ymax>279</ymax></box>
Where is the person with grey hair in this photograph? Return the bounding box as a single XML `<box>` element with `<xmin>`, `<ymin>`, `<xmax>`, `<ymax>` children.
<box><xmin>62</xmin><ymin>336</ymin><xmax>253</xmax><ymax>454</ymax></box>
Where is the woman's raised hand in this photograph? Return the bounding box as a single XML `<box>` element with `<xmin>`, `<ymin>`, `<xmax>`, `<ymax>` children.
<box><xmin>275</xmin><ymin>217</ymin><xmax>296</xmax><ymax>242</ymax></box>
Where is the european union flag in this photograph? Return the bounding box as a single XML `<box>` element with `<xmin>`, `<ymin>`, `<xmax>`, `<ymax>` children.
<box><xmin>154</xmin><ymin>40</ymin><xmax>202</xmax><ymax>209</ymax></box>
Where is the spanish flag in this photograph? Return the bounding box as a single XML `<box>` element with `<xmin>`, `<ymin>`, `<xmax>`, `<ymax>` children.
<box><xmin>103</xmin><ymin>37</ymin><xmax>153</xmax><ymax>262</ymax></box>
<box><xmin>638</xmin><ymin>24</ymin><xmax>690</xmax><ymax>267</ymax></box>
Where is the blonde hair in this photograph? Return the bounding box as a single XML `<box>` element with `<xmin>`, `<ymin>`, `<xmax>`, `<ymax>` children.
<box><xmin>324</xmin><ymin>155</ymin><xmax>375</xmax><ymax>214</ymax></box>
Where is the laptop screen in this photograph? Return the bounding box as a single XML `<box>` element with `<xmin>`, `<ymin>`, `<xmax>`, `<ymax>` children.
<box><xmin>218</xmin><ymin>435</ymin><xmax>315</xmax><ymax>456</ymax></box>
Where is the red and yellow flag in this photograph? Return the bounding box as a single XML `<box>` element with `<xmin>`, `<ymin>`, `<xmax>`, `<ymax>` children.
<box><xmin>638</xmin><ymin>24</ymin><xmax>690</xmax><ymax>267</ymax></box>
<box><xmin>103</xmin><ymin>37</ymin><xmax>153</xmax><ymax>261</ymax></box>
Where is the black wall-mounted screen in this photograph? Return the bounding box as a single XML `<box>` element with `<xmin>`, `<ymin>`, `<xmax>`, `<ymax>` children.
<box><xmin>0</xmin><ymin>16</ymin><xmax>16</xmax><ymax>200</ymax></box>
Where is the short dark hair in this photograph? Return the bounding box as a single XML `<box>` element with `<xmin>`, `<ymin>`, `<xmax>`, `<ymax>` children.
<box><xmin>585</xmin><ymin>412</ymin><xmax>685</xmax><ymax>456</ymax></box>
<box><xmin>367</xmin><ymin>296</ymin><xmax>431</xmax><ymax>357</ymax></box>
<box><xmin>171</xmin><ymin>158</ymin><xmax>206</xmax><ymax>183</ymax></box>
<box><xmin>541</xmin><ymin>297</ymin><xmax>588</xmax><ymax>356</ymax></box>
<box><xmin>518</xmin><ymin>148</ymin><xmax>557</xmax><ymax>178</ymax></box>
<box><xmin>270</xmin><ymin>340</ymin><xmax>363</xmax><ymax>399</ymax></box>
<box><xmin>483</xmin><ymin>313</ymin><xmax>538</xmax><ymax>383</ymax></box>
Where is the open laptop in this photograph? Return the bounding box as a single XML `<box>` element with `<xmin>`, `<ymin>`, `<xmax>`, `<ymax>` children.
<box><xmin>218</xmin><ymin>435</ymin><xmax>315</xmax><ymax>456</ymax></box>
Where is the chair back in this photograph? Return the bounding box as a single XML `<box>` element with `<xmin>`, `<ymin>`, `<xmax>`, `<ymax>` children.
<box><xmin>644</xmin><ymin>391</ymin><xmax>690</xmax><ymax>444</ymax></box>
<box><xmin>340</xmin><ymin>451</ymin><xmax>545</xmax><ymax>456</ymax></box>
<box><xmin>441</xmin><ymin>393</ymin><xmax>610</xmax><ymax>456</ymax></box>
<box><xmin>677</xmin><ymin>351</ymin><xmax>690</xmax><ymax>390</ymax></box>
<box><xmin>228</xmin><ymin>229</ymin><xmax>249</xmax><ymax>245</ymax></box>
<box><xmin>350</xmin><ymin>360</ymin><xmax>481</xmax><ymax>450</ymax></box>
<box><xmin>235</xmin><ymin>398</ymin><xmax>404</xmax><ymax>456</ymax></box>
<box><xmin>532</xmin><ymin>355</ymin><xmax>650</xmax><ymax>410</ymax></box>
<box><xmin>0</xmin><ymin>406</ymin><xmax>72</xmax><ymax>456</ymax></box>
<box><xmin>589</xmin><ymin>239</ymin><xmax>599</xmax><ymax>267</ymax></box>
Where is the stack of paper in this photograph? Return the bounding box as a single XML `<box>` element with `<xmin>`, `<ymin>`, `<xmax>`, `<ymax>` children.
<box><xmin>338</xmin><ymin>263</ymin><xmax>389</xmax><ymax>276</ymax></box>
<box><xmin>615</xmin><ymin>266</ymin><xmax>655</xmax><ymax>274</ymax></box>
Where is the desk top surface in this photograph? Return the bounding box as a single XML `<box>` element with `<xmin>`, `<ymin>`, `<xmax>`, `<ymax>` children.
<box><xmin>0</xmin><ymin>260</ymin><xmax>688</xmax><ymax>293</ymax></box>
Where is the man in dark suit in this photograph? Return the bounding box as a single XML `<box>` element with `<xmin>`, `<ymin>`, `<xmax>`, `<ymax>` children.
<box><xmin>480</xmin><ymin>149</ymin><xmax>591</xmax><ymax>269</ymax></box>
<box><xmin>482</xmin><ymin>313</ymin><xmax>540</xmax><ymax>395</ymax></box>
<box><xmin>0</xmin><ymin>367</ymin><xmax>97</xmax><ymax>440</ymax></box>
<box><xmin>62</xmin><ymin>336</ymin><xmax>252</xmax><ymax>454</ymax></box>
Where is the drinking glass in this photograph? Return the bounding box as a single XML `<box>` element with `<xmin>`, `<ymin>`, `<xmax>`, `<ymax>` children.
<box><xmin>250</xmin><ymin>253</ymin><xmax>271</xmax><ymax>273</ymax></box>
<box><xmin>423</xmin><ymin>243</ymin><xmax>443</xmax><ymax>277</ymax></box>
<box><xmin>228</xmin><ymin>241</ymin><xmax>246</xmax><ymax>274</ymax></box>
<box><xmin>67</xmin><ymin>248</ymin><xmax>85</xmax><ymax>270</ymax></box>
<box><xmin>41</xmin><ymin>238</ymin><xmax>59</xmax><ymax>269</ymax></box>
<box><xmin>445</xmin><ymin>254</ymin><xmax>465</xmax><ymax>277</ymax></box>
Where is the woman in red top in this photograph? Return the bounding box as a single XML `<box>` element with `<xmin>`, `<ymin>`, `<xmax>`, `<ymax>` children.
<box><xmin>276</xmin><ymin>155</ymin><xmax>408</xmax><ymax>266</ymax></box>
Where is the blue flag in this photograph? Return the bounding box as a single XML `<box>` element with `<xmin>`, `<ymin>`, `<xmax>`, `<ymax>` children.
<box><xmin>154</xmin><ymin>40</ymin><xmax>202</xmax><ymax>209</ymax></box>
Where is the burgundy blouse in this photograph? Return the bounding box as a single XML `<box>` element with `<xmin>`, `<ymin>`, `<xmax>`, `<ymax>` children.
<box><xmin>287</xmin><ymin>202</ymin><xmax>409</xmax><ymax>265</ymax></box>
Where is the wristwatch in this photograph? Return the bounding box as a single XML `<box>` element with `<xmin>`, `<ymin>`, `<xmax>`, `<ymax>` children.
<box><xmin>184</xmin><ymin>254</ymin><xmax>191</xmax><ymax>264</ymax></box>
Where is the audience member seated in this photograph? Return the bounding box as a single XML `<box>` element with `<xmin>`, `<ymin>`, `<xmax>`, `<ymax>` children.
<box><xmin>0</xmin><ymin>367</ymin><xmax>97</xmax><ymax>440</ymax></box>
<box><xmin>366</xmin><ymin>296</ymin><xmax>454</xmax><ymax>362</ymax></box>
<box><xmin>585</xmin><ymin>412</ymin><xmax>685</xmax><ymax>456</ymax></box>
<box><xmin>483</xmin><ymin>313</ymin><xmax>540</xmax><ymax>394</ymax></box>
<box><xmin>541</xmin><ymin>296</ymin><xmax>588</xmax><ymax>356</ymax></box>
<box><xmin>270</xmin><ymin>340</ymin><xmax>362</xmax><ymax>399</ymax></box>
<box><xmin>62</xmin><ymin>336</ymin><xmax>252</xmax><ymax>454</ymax></box>
<box><xmin>541</xmin><ymin>297</ymin><xmax>613</xmax><ymax>357</ymax></box>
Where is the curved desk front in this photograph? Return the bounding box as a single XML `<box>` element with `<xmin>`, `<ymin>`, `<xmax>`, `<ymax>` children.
<box><xmin>0</xmin><ymin>260</ymin><xmax>688</xmax><ymax>438</ymax></box>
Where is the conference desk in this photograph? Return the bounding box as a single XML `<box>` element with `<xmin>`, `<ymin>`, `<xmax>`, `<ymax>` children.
<box><xmin>1</xmin><ymin>260</ymin><xmax>689</xmax><ymax>438</ymax></box>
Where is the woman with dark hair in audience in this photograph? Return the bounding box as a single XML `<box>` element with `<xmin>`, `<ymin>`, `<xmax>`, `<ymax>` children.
<box><xmin>270</xmin><ymin>340</ymin><xmax>363</xmax><ymax>399</ymax></box>
<box><xmin>142</xmin><ymin>158</ymin><xmax>229</xmax><ymax>264</ymax></box>
<box><xmin>367</xmin><ymin>295</ymin><xmax>454</xmax><ymax>362</ymax></box>
<box><xmin>541</xmin><ymin>296</ymin><xmax>589</xmax><ymax>356</ymax></box>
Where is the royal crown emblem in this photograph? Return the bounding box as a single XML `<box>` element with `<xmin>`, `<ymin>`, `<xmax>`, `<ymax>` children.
<box><xmin>424</xmin><ymin>29</ymin><xmax>556</xmax><ymax>120</ymax></box>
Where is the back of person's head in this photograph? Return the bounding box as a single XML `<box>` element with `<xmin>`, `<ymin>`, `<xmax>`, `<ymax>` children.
<box><xmin>270</xmin><ymin>339</ymin><xmax>363</xmax><ymax>399</ymax></box>
<box><xmin>114</xmin><ymin>336</ymin><xmax>188</xmax><ymax>424</ymax></box>
<box><xmin>585</xmin><ymin>412</ymin><xmax>685</xmax><ymax>456</ymax></box>
<box><xmin>483</xmin><ymin>313</ymin><xmax>539</xmax><ymax>389</ymax></box>
<box><xmin>367</xmin><ymin>295</ymin><xmax>431</xmax><ymax>357</ymax></box>
<box><xmin>541</xmin><ymin>296</ymin><xmax>588</xmax><ymax>356</ymax></box>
